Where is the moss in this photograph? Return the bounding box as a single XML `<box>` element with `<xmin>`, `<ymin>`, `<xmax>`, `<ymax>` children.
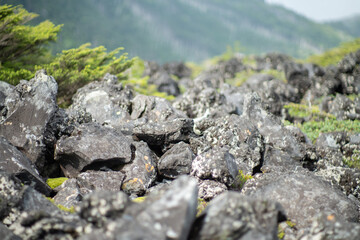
<box><xmin>46</xmin><ymin>177</ymin><xmax>68</xmax><ymax>189</ymax></box>
<box><xmin>343</xmin><ymin>150</ymin><xmax>360</xmax><ymax>170</ymax></box>
<box><xmin>132</xmin><ymin>196</ymin><xmax>147</xmax><ymax>203</ymax></box>
<box><xmin>197</xmin><ymin>198</ymin><xmax>208</xmax><ymax>217</ymax></box>
<box><xmin>278</xmin><ymin>226</ymin><xmax>285</xmax><ymax>239</ymax></box>
<box><xmin>298</xmin><ymin>119</ymin><xmax>360</xmax><ymax>142</ymax></box>
<box><xmin>231</xmin><ymin>170</ymin><xmax>253</xmax><ymax>190</ymax></box>
<box><xmin>242</xmin><ymin>55</ymin><xmax>257</xmax><ymax>68</ymax></box>
<box><xmin>284</xmin><ymin>103</ymin><xmax>336</xmax><ymax>120</ymax></box>
<box><xmin>45</xmin><ymin>197</ymin><xmax>75</xmax><ymax>213</ymax></box>
<box><xmin>286</xmin><ymin>220</ymin><xmax>296</xmax><ymax>228</ymax></box>
<box><xmin>347</xmin><ymin>94</ymin><xmax>360</xmax><ymax>101</ymax></box>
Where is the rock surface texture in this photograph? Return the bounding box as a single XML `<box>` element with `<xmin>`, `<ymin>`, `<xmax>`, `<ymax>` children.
<box><xmin>1</xmin><ymin>50</ymin><xmax>360</xmax><ymax>239</ymax></box>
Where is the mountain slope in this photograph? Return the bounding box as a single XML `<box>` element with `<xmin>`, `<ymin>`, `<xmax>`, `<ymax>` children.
<box><xmin>326</xmin><ymin>14</ymin><xmax>360</xmax><ymax>38</ymax></box>
<box><xmin>3</xmin><ymin>0</ymin><xmax>352</xmax><ymax>63</ymax></box>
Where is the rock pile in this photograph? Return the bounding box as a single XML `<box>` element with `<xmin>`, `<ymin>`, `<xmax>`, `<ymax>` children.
<box><xmin>0</xmin><ymin>51</ymin><xmax>360</xmax><ymax>239</ymax></box>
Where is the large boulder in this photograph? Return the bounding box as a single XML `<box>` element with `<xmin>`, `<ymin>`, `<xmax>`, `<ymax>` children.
<box><xmin>55</xmin><ymin>123</ymin><xmax>134</xmax><ymax>177</ymax></box>
<box><xmin>190</xmin><ymin>191</ymin><xmax>286</xmax><ymax>240</ymax></box>
<box><xmin>242</xmin><ymin>170</ymin><xmax>359</xmax><ymax>228</ymax></box>
<box><xmin>0</xmin><ymin>136</ymin><xmax>52</xmax><ymax>196</ymax></box>
<box><xmin>0</xmin><ymin>70</ymin><xmax>59</xmax><ymax>175</ymax></box>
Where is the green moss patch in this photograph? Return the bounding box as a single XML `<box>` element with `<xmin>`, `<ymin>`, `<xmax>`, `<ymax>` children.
<box><xmin>46</xmin><ymin>177</ymin><xmax>68</xmax><ymax>189</ymax></box>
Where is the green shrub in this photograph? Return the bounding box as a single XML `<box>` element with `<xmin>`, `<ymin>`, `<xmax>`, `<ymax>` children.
<box><xmin>306</xmin><ymin>38</ymin><xmax>360</xmax><ymax>67</ymax></box>
<box><xmin>284</xmin><ymin>103</ymin><xmax>335</xmax><ymax>120</ymax></box>
<box><xmin>37</xmin><ymin>43</ymin><xmax>133</xmax><ymax>107</ymax></box>
<box><xmin>231</xmin><ymin>170</ymin><xmax>253</xmax><ymax>190</ymax></box>
<box><xmin>0</xmin><ymin>4</ymin><xmax>61</xmax><ymax>84</ymax></box>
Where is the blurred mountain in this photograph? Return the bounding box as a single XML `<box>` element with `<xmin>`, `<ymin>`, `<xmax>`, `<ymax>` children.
<box><xmin>326</xmin><ymin>14</ymin><xmax>360</xmax><ymax>37</ymax></box>
<box><xmin>3</xmin><ymin>0</ymin><xmax>354</xmax><ymax>63</ymax></box>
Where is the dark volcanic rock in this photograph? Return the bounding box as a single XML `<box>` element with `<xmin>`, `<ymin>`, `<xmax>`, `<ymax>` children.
<box><xmin>320</xmin><ymin>94</ymin><xmax>360</xmax><ymax>120</ymax></box>
<box><xmin>120</xmin><ymin>141</ymin><xmax>157</xmax><ymax>196</ymax></box>
<box><xmin>55</xmin><ymin>123</ymin><xmax>134</xmax><ymax>177</ymax></box>
<box><xmin>242</xmin><ymin>170</ymin><xmax>359</xmax><ymax>228</ymax></box>
<box><xmin>148</xmin><ymin>70</ymin><xmax>180</xmax><ymax>96</ymax></box>
<box><xmin>162</xmin><ymin>62</ymin><xmax>192</xmax><ymax>79</ymax></box>
<box><xmin>0</xmin><ymin>136</ymin><xmax>52</xmax><ymax>196</ymax></box>
<box><xmin>197</xmin><ymin>179</ymin><xmax>227</xmax><ymax>201</ymax></box>
<box><xmin>0</xmin><ymin>70</ymin><xmax>58</xmax><ymax>175</ymax></box>
<box><xmin>158</xmin><ymin>141</ymin><xmax>195</xmax><ymax>179</ymax></box>
<box><xmin>190</xmin><ymin>191</ymin><xmax>286</xmax><ymax>240</ymax></box>
<box><xmin>70</xmin><ymin>74</ymin><xmax>133</xmax><ymax>127</ymax></box>
<box><xmin>299</xmin><ymin>213</ymin><xmax>360</xmax><ymax>240</ymax></box>
<box><xmin>191</xmin><ymin>147</ymin><xmax>238</xmax><ymax>187</ymax></box>
<box><xmin>77</xmin><ymin>170</ymin><xmax>125</xmax><ymax>193</ymax></box>
<box><xmin>284</xmin><ymin>62</ymin><xmax>311</xmax><ymax>98</ymax></box>
<box><xmin>0</xmin><ymin>222</ymin><xmax>21</xmax><ymax>240</ymax></box>
<box><xmin>53</xmin><ymin>178</ymin><xmax>82</xmax><ymax>208</ymax></box>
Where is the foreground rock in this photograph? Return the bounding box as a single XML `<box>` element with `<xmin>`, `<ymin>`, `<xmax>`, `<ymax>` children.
<box><xmin>55</xmin><ymin>123</ymin><xmax>134</xmax><ymax>177</ymax></box>
<box><xmin>242</xmin><ymin>170</ymin><xmax>359</xmax><ymax>228</ymax></box>
<box><xmin>190</xmin><ymin>191</ymin><xmax>286</xmax><ymax>240</ymax></box>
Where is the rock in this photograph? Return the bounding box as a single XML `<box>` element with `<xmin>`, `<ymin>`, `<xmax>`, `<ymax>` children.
<box><xmin>158</xmin><ymin>141</ymin><xmax>195</xmax><ymax>179</ymax></box>
<box><xmin>190</xmin><ymin>191</ymin><xmax>286</xmax><ymax>240</ymax></box>
<box><xmin>191</xmin><ymin>147</ymin><xmax>238</xmax><ymax>187</ymax></box>
<box><xmin>255</xmin><ymin>53</ymin><xmax>292</xmax><ymax>71</ymax></box>
<box><xmin>55</xmin><ymin>123</ymin><xmax>134</xmax><ymax>178</ymax></box>
<box><xmin>299</xmin><ymin>213</ymin><xmax>360</xmax><ymax>240</ymax></box>
<box><xmin>53</xmin><ymin>178</ymin><xmax>83</xmax><ymax>208</ymax></box>
<box><xmin>197</xmin><ymin>179</ymin><xmax>227</xmax><ymax>201</ymax></box>
<box><xmin>173</xmin><ymin>86</ymin><xmax>236</xmax><ymax>119</ymax></box>
<box><xmin>316</xmin><ymin>132</ymin><xmax>347</xmax><ymax>167</ymax></box>
<box><xmin>242</xmin><ymin>92</ymin><xmax>305</xmax><ymax>162</ymax></box>
<box><xmin>0</xmin><ymin>136</ymin><xmax>52</xmax><ymax>196</ymax></box>
<box><xmin>78</xmin><ymin>191</ymin><xmax>130</xmax><ymax>227</ymax></box>
<box><xmin>242</xmin><ymin>170</ymin><xmax>359</xmax><ymax>228</ymax></box>
<box><xmin>0</xmin><ymin>70</ymin><xmax>58</xmax><ymax>175</ymax></box>
<box><xmin>18</xmin><ymin>187</ymin><xmax>59</xmax><ymax>214</ymax></box>
<box><xmin>9</xmin><ymin>210</ymin><xmax>84</xmax><ymax>240</ymax></box>
<box><xmin>0</xmin><ymin>171</ymin><xmax>23</xmax><ymax>221</ymax></box>
<box><xmin>0</xmin><ymin>81</ymin><xmax>15</xmax><ymax>122</ymax></box>
<box><xmin>132</xmin><ymin>118</ymin><xmax>194</xmax><ymax>148</ymax></box>
<box><xmin>284</xmin><ymin>62</ymin><xmax>311</xmax><ymax>98</ymax></box>
<box><xmin>77</xmin><ymin>170</ymin><xmax>125</xmax><ymax>193</ymax></box>
<box><xmin>0</xmin><ymin>222</ymin><xmax>21</xmax><ymax>240</ymax></box>
<box><xmin>70</xmin><ymin>74</ymin><xmax>133</xmax><ymax>127</ymax></box>
<box><xmin>162</xmin><ymin>62</ymin><xmax>192</xmax><ymax>79</ymax></box>
<box><xmin>114</xmin><ymin>175</ymin><xmax>198</xmax><ymax>240</ymax></box>
<box><xmin>201</xmin><ymin>114</ymin><xmax>264</xmax><ymax>174</ymax></box>
<box><xmin>320</xmin><ymin>94</ymin><xmax>360</xmax><ymax>120</ymax></box>
<box><xmin>120</xmin><ymin>141</ymin><xmax>157</xmax><ymax>196</ymax></box>
<box><xmin>219</xmin><ymin>84</ymin><xmax>247</xmax><ymax>115</ymax></box>
<box><xmin>148</xmin><ymin>70</ymin><xmax>180</xmax><ymax>96</ymax></box>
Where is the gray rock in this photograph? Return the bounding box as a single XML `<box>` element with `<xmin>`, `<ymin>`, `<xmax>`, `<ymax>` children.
<box><xmin>158</xmin><ymin>142</ymin><xmax>195</xmax><ymax>179</ymax></box>
<box><xmin>316</xmin><ymin>132</ymin><xmax>347</xmax><ymax>167</ymax></box>
<box><xmin>299</xmin><ymin>213</ymin><xmax>360</xmax><ymax>240</ymax></box>
<box><xmin>0</xmin><ymin>171</ymin><xmax>23</xmax><ymax>221</ymax></box>
<box><xmin>114</xmin><ymin>175</ymin><xmax>198</xmax><ymax>240</ymax></box>
<box><xmin>162</xmin><ymin>62</ymin><xmax>192</xmax><ymax>79</ymax></box>
<box><xmin>284</xmin><ymin>62</ymin><xmax>311</xmax><ymax>98</ymax></box>
<box><xmin>197</xmin><ymin>179</ymin><xmax>227</xmax><ymax>201</ymax></box>
<box><xmin>120</xmin><ymin>141</ymin><xmax>157</xmax><ymax>196</ymax></box>
<box><xmin>321</xmin><ymin>94</ymin><xmax>360</xmax><ymax>120</ymax></box>
<box><xmin>255</xmin><ymin>53</ymin><xmax>292</xmax><ymax>71</ymax></box>
<box><xmin>190</xmin><ymin>191</ymin><xmax>286</xmax><ymax>240</ymax></box>
<box><xmin>55</xmin><ymin>123</ymin><xmax>134</xmax><ymax>177</ymax></box>
<box><xmin>70</xmin><ymin>74</ymin><xmax>133</xmax><ymax>127</ymax></box>
<box><xmin>201</xmin><ymin>114</ymin><xmax>264</xmax><ymax>174</ymax></box>
<box><xmin>0</xmin><ymin>136</ymin><xmax>52</xmax><ymax>196</ymax></box>
<box><xmin>77</xmin><ymin>170</ymin><xmax>125</xmax><ymax>193</ymax></box>
<box><xmin>78</xmin><ymin>191</ymin><xmax>130</xmax><ymax>227</ymax></box>
<box><xmin>148</xmin><ymin>70</ymin><xmax>180</xmax><ymax>96</ymax></box>
<box><xmin>0</xmin><ymin>70</ymin><xmax>58</xmax><ymax>175</ymax></box>
<box><xmin>53</xmin><ymin>178</ymin><xmax>82</xmax><ymax>209</ymax></box>
<box><xmin>18</xmin><ymin>187</ymin><xmax>59</xmax><ymax>214</ymax></box>
<box><xmin>0</xmin><ymin>223</ymin><xmax>21</xmax><ymax>240</ymax></box>
<box><xmin>242</xmin><ymin>170</ymin><xmax>359</xmax><ymax>228</ymax></box>
<box><xmin>191</xmin><ymin>147</ymin><xmax>238</xmax><ymax>187</ymax></box>
<box><xmin>242</xmin><ymin>92</ymin><xmax>305</xmax><ymax>162</ymax></box>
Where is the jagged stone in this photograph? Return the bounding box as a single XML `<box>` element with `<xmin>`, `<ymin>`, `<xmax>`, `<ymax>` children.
<box><xmin>189</xmin><ymin>191</ymin><xmax>286</xmax><ymax>240</ymax></box>
<box><xmin>0</xmin><ymin>136</ymin><xmax>52</xmax><ymax>196</ymax></box>
<box><xmin>70</xmin><ymin>74</ymin><xmax>133</xmax><ymax>127</ymax></box>
<box><xmin>77</xmin><ymin>170</ymin><xmax>125</xmax><ymax>193</ymax></box>
<box><xmin>0</xmin><ymin>70</ymin><xmax>58</xmax><ymax>175</ymax></box>
<box><xmin>197</xmin><ymin>179</ymin><xmax>227</xmax><ymax>201</ymax></box>
<box><xmin>148</xmin><ymin>70</ymin><xmax>180</xmax><ymax>96</ymax></box>
<box><xmin>242</xmin><ymin>170</ymin><xmax>359</xmax><ymax>228</ymax></box>
<box><xmin>53</xmin><ymin>178</ymin><xmax>83</xmax><ymax>209</ymax></box>
<box><xmin>120</xmin><ymin>141</ymin><xmax>157</xmax><ymax>196</ymax></box>
<box><xmin>191</xmin><ymin>147</ymin><xmax>238</xmax><ymax>187</ymax></box>
<box><xmin>299</xmin><ymin>213</ymin><xmax>360</xmax><ymax>240</ymax></box>
<box><xmin>158</xmin><ymin>141</ymin><xmax>195</xmax><ymax>179</ymax></box>
<box><xmin>55</xmin><ymin>123</ymin><xmax>134</xmax><ymax>178</ymax></box>
<box><xmin>162</xmin><ymin>62</ymin><xmax>192</xmax><ymax>79</ymax></box>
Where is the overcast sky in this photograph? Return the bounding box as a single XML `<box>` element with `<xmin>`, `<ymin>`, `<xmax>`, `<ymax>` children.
<box><xmin>266</xmin><ymin>0</ymin><xmax>360</xmax><ymax>22</ymax></box>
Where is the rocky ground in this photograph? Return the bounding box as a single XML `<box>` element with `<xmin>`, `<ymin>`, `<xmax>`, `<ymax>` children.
<box><xmin>0</xmin><ymin>50</ymin><xmax>360</xmax><ymax>240</ymax></box>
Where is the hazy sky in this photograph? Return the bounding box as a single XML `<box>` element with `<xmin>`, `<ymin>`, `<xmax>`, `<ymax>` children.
<box><xmin>266</xmin><ymin>0</ymin><xmax>360</xmax><ymax>22</ymax></box>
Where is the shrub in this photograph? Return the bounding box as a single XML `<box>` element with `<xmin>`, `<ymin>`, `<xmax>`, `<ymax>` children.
<box><xmin>0</xmin><ymin>4</ymin><xmax>61</xmax><ymax>84</ymax></box>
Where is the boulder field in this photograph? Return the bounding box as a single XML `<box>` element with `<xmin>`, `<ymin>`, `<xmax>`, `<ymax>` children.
<box><xmin>0</xmin><ymin>51</ymin><xmax>360</xmax><ymax>239</ymax></box>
